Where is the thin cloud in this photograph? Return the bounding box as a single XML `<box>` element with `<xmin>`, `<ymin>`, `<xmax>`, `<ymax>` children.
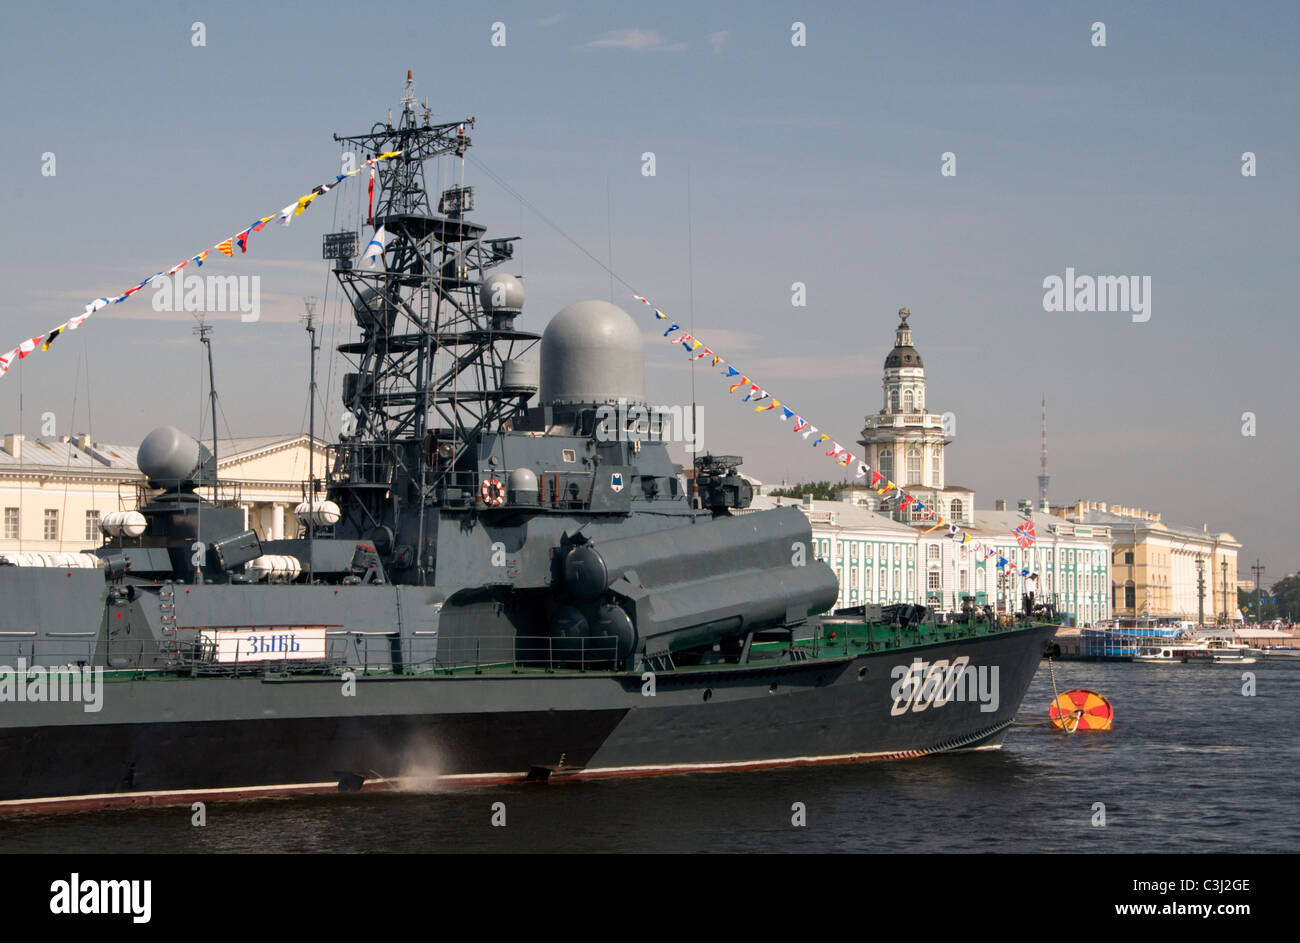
<box><xmin>538</xmin><ymin>13</ymin><xmax>565</xmax><ymax>27</ymax></box>
<box><xmin>585</xmin><ymin>29</ymin><xmax>686</xmax><ymax>52</ymax></box>
<box><xmin>708</xmin><ymin>31</ymin><xmax>727</xmax><ymax>54</ymax></box>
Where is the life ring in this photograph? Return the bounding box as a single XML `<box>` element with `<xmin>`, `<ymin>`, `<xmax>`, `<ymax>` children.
<box><xmin>480</xmin><ymin>477</ymin><xmax>506</xmax><ymax>506</ymax></box>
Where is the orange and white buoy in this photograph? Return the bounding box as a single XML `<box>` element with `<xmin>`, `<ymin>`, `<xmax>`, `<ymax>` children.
<box><xmin>1048</xmin><ymin>690</ymin><xmax>1114</xmax><ymax>732</ymax></box>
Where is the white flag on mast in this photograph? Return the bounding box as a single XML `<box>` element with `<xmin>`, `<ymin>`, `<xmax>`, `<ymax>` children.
<box><xmin>362</xmin><ymin>225</ymin><xmax>388</xmax><ymax>269</ymax></box>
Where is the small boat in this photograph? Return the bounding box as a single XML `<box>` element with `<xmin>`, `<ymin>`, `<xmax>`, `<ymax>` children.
<box><xmin>1260</xmin><ymin>647</ymin><xmax>1300</xmax><ymax>660</ymax></box>
<box><xmin>1134</xmin><ymin>639</ymin><xmax>1256</xmax><ymax>664</ymax></box>
<box><xmin>1200</xmin><ymin>635</ymin><xmax>1257</xmax><ymax>663</ymax></box>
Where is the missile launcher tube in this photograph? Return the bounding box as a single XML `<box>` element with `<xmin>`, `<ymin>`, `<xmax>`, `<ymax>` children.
<box><xmin>561</xmin><ymin>506</ymin><xmax>838</xmax><ymax>654</ymax></box>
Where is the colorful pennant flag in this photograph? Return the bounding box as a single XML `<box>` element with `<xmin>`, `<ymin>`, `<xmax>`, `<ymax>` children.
<box><xmin>0</xmin><ymin>150</ymin><xmax>406</xmax><ymax>383</ymax></box>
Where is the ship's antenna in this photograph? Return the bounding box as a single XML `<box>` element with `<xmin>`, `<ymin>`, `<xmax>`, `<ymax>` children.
<box><xmin>193</xmin><ymin>321</ymin><xmax>218</xmax><ymax>499</ymax></box>
<box><xmin>302</xmin><ymin>296</ymin><xmax>320</xmax><ymax>576</ymax></box>
<box><xmin>606</xmin><ymin>175</ymin><xmax>614</xmax><ymax>302</ymax></box>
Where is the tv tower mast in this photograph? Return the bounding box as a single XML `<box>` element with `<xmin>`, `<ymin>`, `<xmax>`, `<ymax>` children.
<box><xmin>1037</xmin><ymin>394</ymin><xmax>1050</xmax><ymax>511</ymax></box>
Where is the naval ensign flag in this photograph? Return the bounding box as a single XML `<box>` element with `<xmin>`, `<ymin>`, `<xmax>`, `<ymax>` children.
<box><xmin>362</xmin><ymin>226</ymin><xmax>388</xmax><ymax>269</ymax></box>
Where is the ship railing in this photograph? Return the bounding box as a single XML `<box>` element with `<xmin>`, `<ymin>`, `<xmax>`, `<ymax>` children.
<box><xmin>6</xmin><ymin>631</ymin><xmax>619</xmax><ymax>677</ymax></box>
<box><xmin>430</xmin><ymin>635</ymin><xmax>621</xmax><ymax>673</ymax></box>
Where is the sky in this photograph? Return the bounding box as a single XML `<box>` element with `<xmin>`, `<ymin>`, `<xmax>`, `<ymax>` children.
<box><xmin>0</xmin><ymin>1</ymin><xmax>1296</xmax><ymax>578</ymax></box>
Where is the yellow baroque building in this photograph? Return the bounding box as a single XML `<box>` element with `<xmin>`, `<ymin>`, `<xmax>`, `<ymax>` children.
<box><xmin>1053</xmin><ymin>501</ymin><xmax>1241</xmax><ymax>624</ymax></box>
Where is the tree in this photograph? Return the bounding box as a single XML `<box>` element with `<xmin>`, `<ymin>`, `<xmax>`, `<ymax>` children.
<box><xmin>1238</xmin><ymin>586</ymin><xmax>1284</xmax><ymax>623</ymax></box>
<box><xmin>1268</xmin><ymin>574</ymin><xmax>1300</xmax><ymax>622</ymax></box>
<box><xmin>767</xmin><ymin>480</ymin><xmax>848</xmax><ymax>500</ymax></box>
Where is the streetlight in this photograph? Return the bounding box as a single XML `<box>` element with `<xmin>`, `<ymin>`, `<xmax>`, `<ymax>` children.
<box><xmin>1195</xmin><ymin>555</ymin><xmax>1205</xmax><ymax>629</ymax></box>
<box><xmin>1221</xmin><ymin>559</ymin><xmax>1228</xmax><ymax>624</ymax></box>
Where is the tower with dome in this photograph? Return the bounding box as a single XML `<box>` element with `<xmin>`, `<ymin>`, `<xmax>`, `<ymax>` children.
<box><xmin>854</xmin><ymin>308</ymin><xmax>975</xmax><ymax>525</ymax></box>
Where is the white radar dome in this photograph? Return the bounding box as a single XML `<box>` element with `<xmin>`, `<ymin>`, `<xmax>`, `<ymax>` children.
<box><xmin>539</xmin><ymin>300</ymin><xmax>644</xmax><ymax>406</ymax></box>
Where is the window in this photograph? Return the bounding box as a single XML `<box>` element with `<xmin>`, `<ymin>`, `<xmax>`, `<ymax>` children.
<box><xmin>1124</xmin><ymin>551</ymin><xmax>1134</xmax><ymax>565</ymax></box>
<box><xmin>561</xmin><ymin>449</ymin><xmax>577</xmax><ymax>463</ymax></box>
<box><xmin>960</xmin><ymin>569</ymin><xmax>969</xmax><ymax>591</ymax></box>
<box><xmin>850</xmin><ymin>543</ymin><xmax>858</xmax><ymax>560</ymax></box>
<box><xmin>44</xmin><ymin>509</ymin><xmax>59</xmax><ymax>541</ymax></box>
<box><xmin>903</xmin><ymin>390</ymin><xmax>914</xmax><ymax>412</ymax></box>
<box><xmin>906</xmin><ymin>446</ymin><xmax>921</xmax><ymax>483</ymax></box>
<box><xmin>888</xmin><ymin>390</ymin><xmax>899</xmax><ymax>412</ymax></box>
<box><xmin>928</xmin><ymin>545</ymin><xmax>940</xmax><ymax>562</ymax></box>
<box><xmin>85</xmin><ymin>510</ymin><xmax>101</xmax><ymax>541</ymax></box>
<box><xmin>865</xmin><ymin>569</ymin><xmax>873</xmax><ymax>589</ymax></box>
<box><xmin>907</xmin><ymin>546</ymin><xmax>914</xmax><ymax>563</ymax></box>
<box><xmin>930</xmin><ymin>447</ymin><xmax>941</xmax><ymax>487</ymax></box>
<box><xmin>928</xmin><ymin>571</ymin><xmax>941</xmax><ymax>591</ymax></box>
<box><xmin>3</xmin><ymin>507</ymin><xmax>16</xmax><ymax>540</ymax></box>
<box><xmin>878</xmin><ymin>449</ymin><xmax>892</xmax><ymax>482</ymax></box>
<box><xmin>950</xmin><ymin>499</ymin><xmax>964</xmax><ymax>522</ymax></box>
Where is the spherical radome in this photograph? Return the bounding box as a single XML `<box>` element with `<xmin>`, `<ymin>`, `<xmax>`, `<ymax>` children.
<box><xmin>539</xmin><ymin>300</ymin><xmax>645</xmax><ymax>405</ymax></box>
<box><xmin>481</xmin><ymin>273</ymin><xmax>524</xmax><ymax>313</ymax></box>
<box><xmin>138</xmin><ymin>426</ymin><xmax>205</xmax><ymax>484</ymax></box>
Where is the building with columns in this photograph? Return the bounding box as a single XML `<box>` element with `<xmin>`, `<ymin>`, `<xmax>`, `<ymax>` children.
<box><xmin>1051</xmin><ymin>501</ymin><xmax>1242</xmax><ymax>624</ymax></box>
<box><xmin>748</xmin><ymin>494</ymin><xmax>1112</xmax><ymax>622</ymax></box>
<box><xmin>1</xmin><ymin>431</ymin><xmax>328</xmax><ymax>554</ymax></box>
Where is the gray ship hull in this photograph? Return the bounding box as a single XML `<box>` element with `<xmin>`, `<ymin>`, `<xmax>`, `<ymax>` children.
<box><xmin>0</xmin><ymin>623</ymin><xmax>1055</xmax><ymax>811</ymax></box>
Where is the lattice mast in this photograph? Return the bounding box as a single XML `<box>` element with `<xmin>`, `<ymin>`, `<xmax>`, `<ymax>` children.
<box><xmin>326</xmin><ymin>72</ymin><xmax>536</xmax><ymax>551</ymax></box>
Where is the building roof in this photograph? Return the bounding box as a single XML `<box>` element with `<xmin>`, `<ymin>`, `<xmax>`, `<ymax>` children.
<box><xmin>214</xmin><ymin>434</ymin><xmax>324</xmax><ymax>465</ymax></box>
<box><xmin>0</xmin><ymin>432</ymin><xmax>321</xmax><ymax>476</ymax></box>
<box><xmin>1070</xmin><ymin>508</ymin><xmax>1237</xmax><ymax>545</ymax></box>
<box><xmin>968</xmin><ymin>509</ymin><xmax>1109</xmax><ymax>544</ymax></box>
<box><xmin>748</xmin><ymin>495</ymin><xmax>919</xmax><ymax>536</ymax></box>
<box><xmin>0</xmin><ymin>435</ymin><xmax>139</xmax><ymax>473</ymax></box>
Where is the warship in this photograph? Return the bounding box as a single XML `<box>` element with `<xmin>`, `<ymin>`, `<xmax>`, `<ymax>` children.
<box><xmin>0</xmin><ymin>77</ymin><xmax>1058</xmax><ymax>812</ymax></box>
